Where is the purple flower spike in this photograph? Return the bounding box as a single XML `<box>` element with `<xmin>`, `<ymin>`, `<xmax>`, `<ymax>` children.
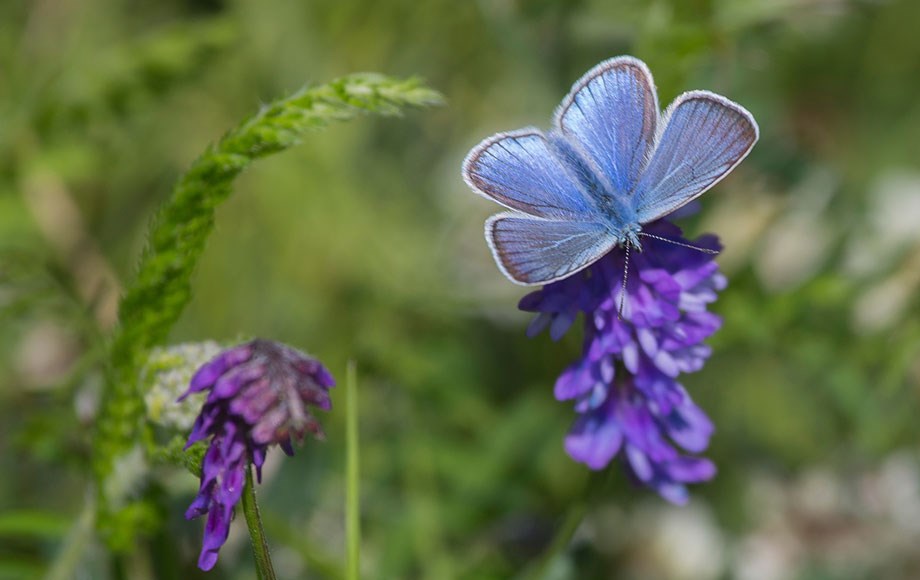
<box><xmin>180</xmin><ymin>344</ymin><xmax>254</xmax><ymax>400</ymax></box>
<box><xmin>522</xmin><ymin>221</ymin><xmax>723</xmax><ymax>503</ymax></box>
<box><xmin>178</xmin><ymin>339</ymin><xmax>335</xmax><ymax>570</ymax></box>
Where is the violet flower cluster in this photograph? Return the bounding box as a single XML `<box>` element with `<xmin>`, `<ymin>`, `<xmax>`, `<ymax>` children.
<box><xmin>177</xmin><ymin>339</ymin><xmax>335</xmax><ymax>570</ymax></box>
<box><xmin>520</xmin><ymin>221</ymin><xmax>724</xmax><ymax>504</ymax></box>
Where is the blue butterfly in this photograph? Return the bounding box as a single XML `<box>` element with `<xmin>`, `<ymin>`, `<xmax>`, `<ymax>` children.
<box><xmin>462</xmin><ymin>56</ymin><xmax>759</xmax><ymax>286</ymax></box>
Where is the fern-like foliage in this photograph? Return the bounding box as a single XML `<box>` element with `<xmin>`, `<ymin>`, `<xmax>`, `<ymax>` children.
<box><xmin>93</xmin><ymin>73</ymin><xmax>442</xmax><ymax>547</ymax></box>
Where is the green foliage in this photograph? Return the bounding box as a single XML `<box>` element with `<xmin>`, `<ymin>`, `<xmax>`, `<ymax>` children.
<box><xmin>93</xmin><ymin>74</ymin><xmax>441</xmax><ymax>547</ymax></box>
<box><xmin>3</xmin><ymin>0</ymin><xmax>920</xmax><ymax>578</ymax></box>
<box><xmin>0</xmin><ymin>511</ymin><xmax>70</xmax><ymax>540</ymax></box>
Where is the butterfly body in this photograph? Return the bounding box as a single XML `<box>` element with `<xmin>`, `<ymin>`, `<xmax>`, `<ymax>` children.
<box><xmin>463</xmin><ymin>56</ymin><xmax>758</xmax><ymax>286</ymax></box>
<box><xmin>545</xmin><ymin>130</ymin><xmax>644</xmax><ymax>247</ymax></box>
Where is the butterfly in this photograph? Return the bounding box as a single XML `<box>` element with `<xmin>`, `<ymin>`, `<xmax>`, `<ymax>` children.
<box><xmin>462</xmin><ymin>56</ymin><xmax>758</xmax><ymax>286</ymax></box>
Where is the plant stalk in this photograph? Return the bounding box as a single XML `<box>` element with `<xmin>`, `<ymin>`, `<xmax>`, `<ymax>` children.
<box><xmin>345</xmin><ymin>361</ymin><xmax>361</xmax><ymax>580</ymax></box>
<box><xmin>242</xmin><ymin>466</ymin><xmax>277</xmax><ymax>580</ymax></box>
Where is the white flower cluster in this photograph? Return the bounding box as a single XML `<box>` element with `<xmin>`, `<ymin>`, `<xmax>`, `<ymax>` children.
<box><xmin>142</xmin><ymin>341</ymin><xmax>224</xmax><ymax>430</ymax></box>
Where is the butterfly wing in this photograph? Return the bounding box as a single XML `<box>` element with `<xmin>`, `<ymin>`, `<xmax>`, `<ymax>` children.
<box><xmin>462</xmin><ymin>129</ymin><xmax>597</xmax><ymax>220</ymax></box>
<box><xmin>463</xmin><ymin>129</ymin><xmax>616</xmax><ymax>285</ymax></box>
<box><xmin>632</xmin><ymin>91</ymin><xmax>758</xmax><ymax>223</ymax></box>
<box><xmin>553</xmin><ymin>56</ymin><xmax>659</xmax><ymax>196</ymax></box>
<box><xmin>486</xmin><ymin>213</ymin><xmax>617</xmax><ymax>285</ymax></box>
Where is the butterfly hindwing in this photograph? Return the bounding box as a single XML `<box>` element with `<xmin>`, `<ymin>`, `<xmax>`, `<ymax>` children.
<box><xmin>632</xmin><ymin>91</ymin><xmax>758</xmax><ymax>223</ymax></box>
<box><xmin>486</xmin><ymin>213</ymin><xmax>616</xmax><ymax>285</ymax></box>
<box><xmin>554</xmin><ymin>56</ymin><xmax>659</xmax><ymax>197</ymax></box>
<box><xmin>462</xmin><ymin>130</ymin><xmax>597</xmax><ymax>220</ymax></box>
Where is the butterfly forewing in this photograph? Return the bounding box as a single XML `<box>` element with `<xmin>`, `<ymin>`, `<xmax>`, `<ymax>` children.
<box><xmin>462</xmin><ymin>130</ymin><xmax>597</xmax><ymax>220</ymax></box>
<box><xmin>631</xmin><ymin>91</ymin><xmax>758</xmax><ymax>223</ymax></box>
<box><xmin>554</xmin><ymin>56</ymin><xmax>659</xmax><ymax>197</ymax></box>
<box><xmin>486</xmin><ymin>213</ymin><xmax>616</xmax><ymax>285</ymax></box>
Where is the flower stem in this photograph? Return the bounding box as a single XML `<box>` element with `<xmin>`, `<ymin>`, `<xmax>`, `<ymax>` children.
<box><xmin>46</xmin><ymin>491</ymin><xmax>96</xmax><ymax>580</ymax></box>
<box><xmin>345</xmin><ymin>360</ymin><xmax>361</xmax><ymax>580</ymax></box>
<box><xmin>518</xmin><ymin>472</ymin><xmax>610</xmax><ymax>579</ymax></box>
<box><xmin>242</xmin><ymin>466</ymin><xmax>277</xmax><ymax>580</ymax></box>
<box><xmin>519</xmin><ymin>502</ymin><xmax>587</xmax><ymax>580</ymax></box>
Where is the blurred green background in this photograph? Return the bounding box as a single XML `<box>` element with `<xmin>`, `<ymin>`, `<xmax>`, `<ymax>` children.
<box><xmin>3</xmin><ymin>0</ymin><xmax>920</xmax><ymax>578</ymax></box>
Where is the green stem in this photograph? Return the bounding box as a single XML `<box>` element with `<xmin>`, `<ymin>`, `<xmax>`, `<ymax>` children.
<box><xmin>261</xmin><ymin>514</ymin><xmax>345</xmax><ymax>580</ymax></box>
<box><xmin>45</xmin><ymin>491</ymin><xmax>96</xmax><ymax>580</ymax></box>
<box><xmin>519</xmin><ymin>473</ymin><xmax>611</xmax><ymax>580</ymax></box>
<box><xmin>345</xmin><ymin>361</ymin><xmax>360</xmax><ymax>580</ymax></box>
<box><xmin>242</xmin><ymin>466</ymin><xmax>277</xmax><ymax>580</ymax></box>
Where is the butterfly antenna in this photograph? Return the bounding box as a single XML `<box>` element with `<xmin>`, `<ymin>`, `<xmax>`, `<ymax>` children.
<box><xmin>618</xmin><ymin>242</ymin><xmax>630</xmax><ymax>320</ymax></box>
<box><xmin>638</xmin><ymin>232</ymin><xmax>720</xmax><ymax>254</ymax></box>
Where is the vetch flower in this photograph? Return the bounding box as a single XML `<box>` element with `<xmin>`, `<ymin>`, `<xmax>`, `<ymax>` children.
<box><xmin>521</xmin><ymin>221</ymin><xmax>724</xmax><ymax>504</ymax></box>
<box><xmin>177</xmin><ymin>339</ymin><xmax>335</xmax><ymax>570</ymax></box>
